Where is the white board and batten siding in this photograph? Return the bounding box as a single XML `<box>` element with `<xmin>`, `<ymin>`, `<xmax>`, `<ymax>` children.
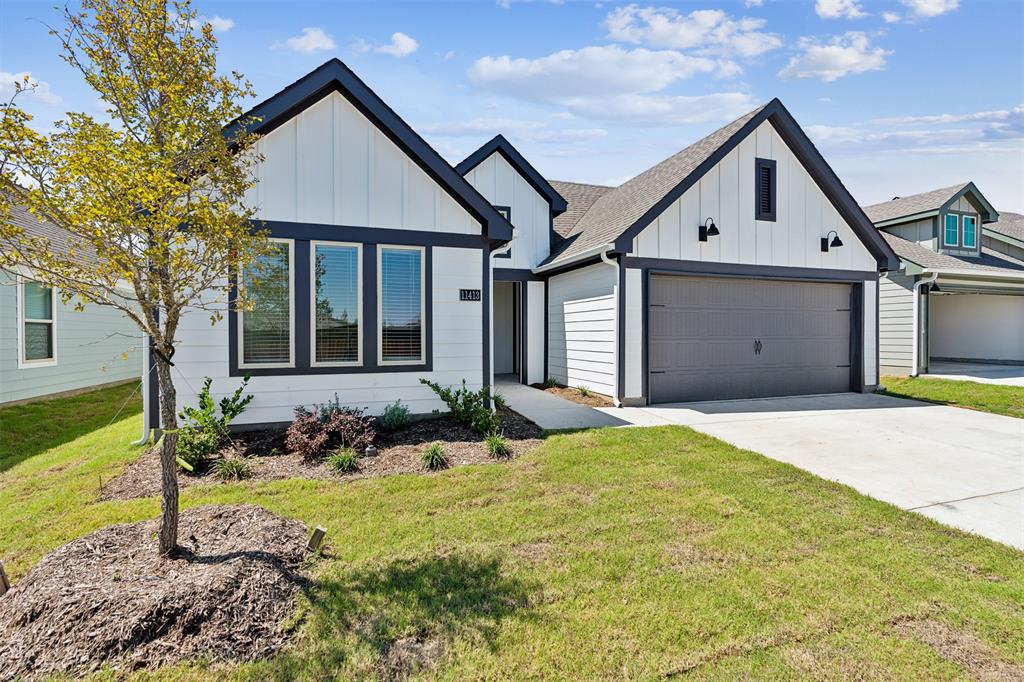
<box><xmin>243</xmin><ymin>91</ymin><xmax>479</xmax><ymax>235</ymax></box>
<box><xmin>547</xmin><ymin>263</ymin><xmax>617</xmax><ymax>398</ymax></box>
<box><xmin>526</xmin><ymin>280</ymin><xmax>546</xmax><ymax>385</ymax></box>
<box><xmin>463</xmin><ymin>151</ymin><xmax>551</xmax><ymax>270</ymax></box>
<box><xmin>172</xmin><ymin>247</ymin><xmax>483</xmax><ymax>425</ymax></box>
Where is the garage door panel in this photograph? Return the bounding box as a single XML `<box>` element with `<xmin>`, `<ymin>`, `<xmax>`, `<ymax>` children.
<box><xmin>649</xmin><ymin>275</ymin><xmax>853</xmax><ymax>403</ymax></box>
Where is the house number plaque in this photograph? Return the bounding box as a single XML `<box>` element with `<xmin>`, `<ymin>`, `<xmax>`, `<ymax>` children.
<box><xmin>459</xmin><ymin>289</ymin><xmax>481</xmax><ymax>301</ymax></box>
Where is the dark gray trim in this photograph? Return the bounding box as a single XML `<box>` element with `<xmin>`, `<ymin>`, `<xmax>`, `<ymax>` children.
<box><xmin>519</xmin><ymin>281</ymin><xmax>528</xmax><ymax>385</ymax></box>
<box><xmin>850</xmin><ymin>283</ymin><xmax>865</xmax><ymax>392</ymax></box>
<box><xmin>940</xmin><ymin>182</ymin><xmax>999</xmax><ymax>224</ymax></box>
<box><xmin>755</xmin><ymin>157</ymin><xmax>777</xmax><ymax>222</ymax></box>
<box><xmin>605</xmin><ymin>99</ymin><xmax>898</xmax><ymax>272</ymax></box>
<box><xmin>875</xmin><ymin>276</ymin><xmax>881</xmax><ymax>387</ymax></box>
<box><xmin>621</xmin><ymin>257</ymin><xmax>877</xmax><ymax>283</ymax></box>
<box><xmin>616</xmin><ymin>255</ymin><xmax>626</xmax><ymax>404</ymax></box>
<box><xmin>535</xmin><ymin>254</ymin><xmax>607</xmax><ymax>278</ymax></box>
<box><xmin>482</xmin><ymin>247</ymin><xmax>491</xmax><ymax>403</ymax></box>
<box><xmin>147</xmin><ymin>334</ymin><xmax>159</xmax><ymax>429</ymax></box>
<box><xmin>494</xmin><ymin>268</ymin><xmax>544</xmax><ymax>282</ymax></box>
<box><xmin>223</xmin><ymin>59</ymin><xmax>512</xmax><ymax>241</ymax></box>
<box><xmin>641</xmin><ymin>269</ymin><xmax>650</xmax><ymax>404</ymax></box>
<box><xmin>229</xmin><ymin>242</ymin><xmax>433</xmax><ymax>377</ymax></box>
<box><xmin>543</xmin><ymin>279</ymin><xmax>549</xmax><ymax>382</ymax></box>
<box><xmin>257</xmin><ymin>220</ymin><xmax>493</xmax><ymax>248</ymax></box>
<box><xmin>455</xmin><ymin>135</ymin><xmax>568</xmax><ymax>215</ymax></box>
<box><xmin>493</xmin><ymin>205</ymin><xmax>512</xmax><ymax>259</ymax></box>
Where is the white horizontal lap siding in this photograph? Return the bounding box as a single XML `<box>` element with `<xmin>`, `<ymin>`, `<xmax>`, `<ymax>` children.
<box><xmin>171</xmin><ymin>247</ymin><xmax>483</xmax><ymax>425</ymax></box>
<box><xmin>244</xmin><ymin>92</ymin><xmax>479</xmax><ymax>234</ymax></box>
<box><xmin>463</xmin><ymin>151</ymin><xmax>550</xmax><ymax>269</ymax></box>
<box><xmin>879</xmin><ymin>273</ymin><xmax>914</xmax><ymax>372</ymax></box>
<box><xmin>632</xmin><ymin>120</ymin><xmax>876</xmax><ymax>273</ymax></box>
<box><xmin>883</xmin><ymin>218</ymin><xmax>935</xmax><ymax>249</ymax></box>
<box><xmin>547</xmin><ymin>263</ymin><xmax>616</xmax><ymax>398</ymax></box>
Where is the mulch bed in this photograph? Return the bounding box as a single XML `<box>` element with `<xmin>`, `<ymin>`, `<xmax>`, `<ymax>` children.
<box><xmin>531</xmin><ymin>384</ymin><xmax>615</xmax><ymax>408</ymax></box>
<box><xmin>0</xmin><ymin>504</ymin><xmax>311</xmax><ymax>681</ymax></box>
<box><xmin>101</xmin><ymin>407</ymin><xmax>544</xmax><ymax>501</ymax></box>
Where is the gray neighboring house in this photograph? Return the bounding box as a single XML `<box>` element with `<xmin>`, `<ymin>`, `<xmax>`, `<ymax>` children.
<box><xmin>864</xmin><ymin>182</ymin><xmax>1024</xmax><ymax>376</ymax></box>
<box><xmin>1</xmin><ymin>202</ymin><xmax>142</xmax><ymax>405</ymax></box>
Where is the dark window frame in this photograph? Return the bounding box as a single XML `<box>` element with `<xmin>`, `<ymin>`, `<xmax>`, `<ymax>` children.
<box><xmin>493</xmin><ymin>205</ymin><xmax>512</xmax><ymax>259</ymax></box>
<box><xmin>755</xmin><ymin>158</ymin><xmax>777</xmax><ymax>222</ymax></box>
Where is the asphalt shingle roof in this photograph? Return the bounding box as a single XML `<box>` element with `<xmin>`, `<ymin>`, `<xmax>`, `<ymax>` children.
<box><xmin>543</xmin><ymin>103</ymin><xmax>768</xmax><ymax>267</ymax></box>
<box><xmin>2</xmin><ymin>197</ymin><xmax>82</xmax><ymax>262</ymax></box>
<box><xmin>986</xmin><ymin>211</ymin><xmax>1024</xmax><ymax>243</ymax></box>
<box><xmin>548</xmin><ymin>180</ymin><xmax>613</xmax><ymax>239</ymax></box>
<box><xmin>881</xmin><ymin>232</ymin><xmax>1024</xmax><ymax>276</ymax></box>
<box><xmin>861</xmin><ymin>183</ymin><xmax>970</xmax><ymax>224</ymax></box>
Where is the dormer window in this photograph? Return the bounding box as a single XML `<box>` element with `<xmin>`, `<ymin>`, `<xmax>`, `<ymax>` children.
<box><xmin>962</xmin><ymin>215</ymin><xmax>977</xmax><ymax>248</ymax></box>
<box><xmin>944</xmin><ymin>214</ymin><xmax>959</xmax><ymax>247</ymax></box>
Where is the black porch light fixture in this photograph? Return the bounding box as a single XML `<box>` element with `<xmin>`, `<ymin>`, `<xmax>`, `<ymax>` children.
<box><xmin>699</xmin><ymin>217</ymin><xmax>720</xmax><ymax>242</ymax></box>
<box><xmin>820</xmin><ymin>230</ymin><xmax>843</xmax><ymax>252</ymax></box>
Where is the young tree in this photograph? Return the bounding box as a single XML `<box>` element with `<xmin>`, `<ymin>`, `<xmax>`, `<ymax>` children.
<box><xmin>0</xmin><ymin>0</ymin><xmax>270</xmax><ymax>555</ymax></box>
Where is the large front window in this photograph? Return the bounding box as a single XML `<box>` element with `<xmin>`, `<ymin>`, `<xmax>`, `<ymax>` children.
<box><xmin>962</xmin><ymin>215</ymin><xmax>977</xmax><ymax>248</ymax></box>
<box><xmin>20</xmin><ymin>279</ymin><xmax>55</xmax><ymax>365</ymax></box>
<box><xmin>378</xmin><ymin>245</ymin><xmax>424</xmax><ymax>365</ymax></box>
<box><xmin>313</xmin><ymin>242</ymin><xmax>361</xmax><ymax>366</ymax></box>
<box><xmin>944</xmin><ymin>214</ymin><xmax>959</xmax><ymax>246</ymax></box>
<box><xmin>239</xmin><ymin>239</ymin><xmax>293</xmax><ymax>367</ymax></box>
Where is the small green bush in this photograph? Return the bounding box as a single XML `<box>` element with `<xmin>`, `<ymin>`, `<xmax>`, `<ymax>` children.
<box><xmin>176</xmin><ymin>376</ymin><xmax>253</xmax><ymax>471</ymax></box>
<box><xmin>485</xmin><ymin>432</ymin><xmax>511</xmax><ymax>459</ymax></box>
<box><xmin>492</xmin><ymin>393</ymin><xmax>507</xmax><ymax>409</ymax></box>
<box><xmin>213</xmin><ymin>457</ymin><xmax>252</xmax><ymax>481</ymax></box>
<box><xmin>327</xmin><ymin>447</ymin><xmax>359</xmax><ymax>473</ymax></box>
<box><xmin>379</xmin><ymin>400</ymin><xmax>411</xmax><ymax>431</ymax></box>
<box><xmin>543</xmin><ymin>377</ymin><xmax>559</xmax><ymax>389</ymax></box>
<box><xmin>577</xmin><ymin>385</ymin><xmax>592</xmax><ymax>398</ymax></box>
<box><xmin>420</xmin><ymin>379</ymin><xmax>500</xmax><ymax>435</ymax></box>
<box><xmin>421</xmin><ymin>441</ymin><xmax>448</xmax><ymax>471</ymax></box>
<box><xmin>176</xmin><ymin>426</ymin><xmax>220</xmax><ymax>472</ymax></box>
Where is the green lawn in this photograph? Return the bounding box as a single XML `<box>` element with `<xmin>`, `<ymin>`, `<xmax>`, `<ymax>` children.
<box><xmin>881</xmin><ymin>375</ymin><xmax>1024</xmax><ymax>419</ymax></box>
<box><xmin>2</xmin><ymin>385</ymin><xmax>1023</xmax><ymax>679</ymax></box>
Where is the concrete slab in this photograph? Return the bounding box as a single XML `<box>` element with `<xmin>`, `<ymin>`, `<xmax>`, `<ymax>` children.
<box><xmin>926</xmin><ymin>361</ymin><xmax>1024</xmax><ymax>387</ymax></box>
<box><xmin>598</xmin><ymin>393</ymin><xmax>1024</xmax><ymax>549</ymax></box>
<box><xmin>495</xmin><ymin>377</ymin><xmax>629</xmax><ymax>431</ymax></box>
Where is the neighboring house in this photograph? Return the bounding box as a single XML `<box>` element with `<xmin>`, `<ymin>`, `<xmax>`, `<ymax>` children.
<box><xmin>155</xmin><ymin>59</ymin><xmax>897</xmax><ymax>430</ymax></box>
<box><xmin>864</xmin><ymin>182</ymin><xmax>1024</xmax><ymax>375</ymax></box>
<box><xmin>1</xmin><ymin>202</ymin><xmax>142</xmax><ymax>405</ymax></box>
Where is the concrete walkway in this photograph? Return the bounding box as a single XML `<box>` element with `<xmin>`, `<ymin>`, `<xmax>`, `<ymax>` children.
<box><xmin>495</xmin><ymin>377</ymin><xmax>629</xmax><ymax>431</ymax></box>
<box><xmin>597</xmin><ymin>393</ymin><xmax>1024</xmax><ymax>549</ymax></box>
<box><xmin>926</xmin><ymin>361</ymin><xmax>1024</xmax><ymax>387</ymax></box>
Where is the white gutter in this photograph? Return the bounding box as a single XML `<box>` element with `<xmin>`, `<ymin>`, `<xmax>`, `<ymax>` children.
<box><xmin>488</xmin><ymin>235</ymin><xmax>515</xmax><ymax>407</ymax></box>
<box><xmin>598</xmin><ymin>245</ymin><xmax>622</xmax><ymax>408</ymax></box>
<box><xmin>910</xmin><ymin>272</ymin><xmax>938</xmax><ymax>377</ymax></box>
<box><xmin>133</xmin><ymin>336</ymin><xmax>151</xmax><ymax>445</ymax></box>
<box><xmin>532</xmin><ymin>242</ymin><xmax>619</xmax><ymax>275</ymax></box>
<box><xmin>920</xmin><ymin>267</ymin><xmax>1024</xmax><ymax>281</ymax></box>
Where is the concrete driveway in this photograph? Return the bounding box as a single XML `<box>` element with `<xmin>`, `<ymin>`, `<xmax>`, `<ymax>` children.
<box><xmin>599</xmin><ymin>393</ymin><xmax>1024</xmax><ymax>549</ymax></box>
<box><xmin>926</xmin><ymin>361</ymin><xmax>1024</xmax><ymax>387</ymax></box>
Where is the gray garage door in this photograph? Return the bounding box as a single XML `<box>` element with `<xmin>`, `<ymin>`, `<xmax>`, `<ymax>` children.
<box><xmin>649</xmin><ymin>275</ymin><xmax>853</xmax><ymax>403</ymax></box>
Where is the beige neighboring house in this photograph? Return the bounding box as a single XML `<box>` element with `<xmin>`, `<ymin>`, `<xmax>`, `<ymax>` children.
<box><xmin>1</xmin><ymin>201</ymin><xmax>142</xmax><ymax>405</ymax></box>
<box><xmin>864</xmin><ymin>182</ymin><xmax>1024</xmax><ymax>376</ymax></box>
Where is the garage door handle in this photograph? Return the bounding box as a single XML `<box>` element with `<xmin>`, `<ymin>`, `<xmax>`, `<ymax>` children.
<box><xmin>754</xmin><ymin>338</ymin><xmax>763</xmax><ymax>355</ymax></box>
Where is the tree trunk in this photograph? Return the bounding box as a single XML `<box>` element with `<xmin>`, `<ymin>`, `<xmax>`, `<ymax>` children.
<box><xmin>155</xmin><ymin>354</ymin><xmax>179</xmax><ymax>556</ymax></box>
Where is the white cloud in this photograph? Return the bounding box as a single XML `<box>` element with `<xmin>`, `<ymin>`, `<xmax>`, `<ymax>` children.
<box><xmin>900</xmin><ymin>0</ymin><xmax>958</xmax><ymax>18</ymax></box>
<box><xmin>605</xmin><ymin>5</ymin><xmax>782</xmax><ymax>58</ymax></box>
<box><xmin>421</xmin><ymin>117</ymin><xmax>607</xmax><ymax>144</ymax></box>
<box><xmin>882</xmin><ymin>11</ymin><xmax>902</xmax><ymax>22</ymax></box>
<box><xmin>744</xmin><ymin>0</ymin><xmax>763</xmax><ymax>6</ymax></box>
<box><xmin>778</xmin><ymin>32</ymin><xmax>890</xmax><ymax>82</ymax></box>
<box><xmin>354</xmin><ymin>32</ymin><xmax>419</xmax><ymax>58</ymax></box>
<box><xmin>0</xmin><ymin>71</ymin><xmax>62</xmax><ymax>105</ymax></box>
<box><xmin>204</xmin><ymin>15</ymin><xmax>234</xmax><ymax>32</ymax></box>
<box><xmin>565</xmin><ymin>92</ymin><xmax>757</xmax><ymax>125</ymax></box>
<box><xmin>283</xmin><ymin>27</ymin><xmax>336</xmax><ymax>54</ymax></box>
<box><xmin>815</xmin><ymin>0</ymin><xmax>867</xmax><ymax>19</ymax></box>
<box><xmin>870</xmin><ymin>106</ymin><xmax>1024</xmax><ymax>140</ymax></box>
<box><xmin>818</xmin><ymin>96</ymin><xmax>833</xmax><ymax>103</ymax></box>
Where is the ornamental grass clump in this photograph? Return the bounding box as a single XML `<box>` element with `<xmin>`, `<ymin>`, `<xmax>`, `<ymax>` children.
<box><xmin>421</xmin><ymin>442</ymin><xmax>448</xmax><ymax>471</ymax></box>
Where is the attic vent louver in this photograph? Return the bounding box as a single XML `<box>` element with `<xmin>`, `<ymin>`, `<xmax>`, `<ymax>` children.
<box><xmin>755</xmin><ymin>158</ymin><xmax>776</xmax><ymax>222</ymax></box>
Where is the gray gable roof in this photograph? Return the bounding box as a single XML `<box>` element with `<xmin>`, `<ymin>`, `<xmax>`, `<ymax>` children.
<box><xmin>2</xmin><ymin>195</ymin><xmax>85</xmax><ymax>263</ymax></box>
<box><xmin>881</xmin><ymin>232</ymin><xmax>1024</xmax><ymax>276</ymax></box>
<box><xmin>862</xmin><ymin>183</ymin><xmax>970</xmax><ymax>224</ymax></box>
<box><xmin>986</xmin><ymin>211</ymin><xmax>1024</xmax><ymax>243</ymax></box>
<box><xmin>549</xmin><ymin>180</ymin><xmax>612</xmax><ymax>239</ymax></box>
<box><xmin>540</xmin><ymin>99</ymin><xmax>898</xmax><ymax>272</ymax></box>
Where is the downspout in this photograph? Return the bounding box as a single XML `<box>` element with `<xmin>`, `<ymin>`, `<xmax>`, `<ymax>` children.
<box><xmin>133</xmin><ymin>334</ymin><xmax>151</xmax><ymax>445</ymax></box>
<box><xmin>599</xmin><ymin>245</ymin><xmax>622</xmax><ymax>408</ymax></box>
<box><xmin>910</xmin><ymin>272</ymin><xmax>938</xmax><ymax>377</ymax></box>
<box><xmin>488</xmin><ymin>235</ymin><xmax>515</xmax><ymax>409</ymax></box>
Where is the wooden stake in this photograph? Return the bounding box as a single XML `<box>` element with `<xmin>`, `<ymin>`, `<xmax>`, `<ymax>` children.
<box><xmin>307</xmin><ymin>526</ymin><xmax>327</xmax><ymax>553</ymax></box>
<box><xmin>0</xmin><ymin>561</ymin><xmax>10</xmax><ymax>597</ymax></box>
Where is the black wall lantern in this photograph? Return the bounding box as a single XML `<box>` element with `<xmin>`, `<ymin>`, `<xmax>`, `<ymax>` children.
<box><xmin>699</xmin><ymin>217</ymin><xmax>720</xmax><ymax>242</ymax></box>
<box><xmin>820</xmin><ymin>230</ymin><xmax>843</xmax><ymax>252</ymax></box>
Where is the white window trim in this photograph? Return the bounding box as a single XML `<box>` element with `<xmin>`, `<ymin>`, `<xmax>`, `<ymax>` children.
<box><xmin>962</xmin><ymin>214</ymin><xmax>978</xmax><ymax>248</ymax></box>
<box><xmin>17</xmin><ymin>276</ymin><xmax>57</xmax><ymax>369</ymax></box>
<box><xmin>237</xmin><ymin>237</ymin><xmax>295</xmax><ymax>370</ymax></box>
<box><xmin>943</xmin><ymin>213</ymin><xmax>960</xmax><ymax>247</ymax></box>
<box><xmin>377</xmin><ymin>244</ymin><xmax>426</xmax><ymax>366</ymax></box>
<box><xmin>310</xmin><ymin>240</ymin><xmax>363</xmax><ymax>368</ymax></box>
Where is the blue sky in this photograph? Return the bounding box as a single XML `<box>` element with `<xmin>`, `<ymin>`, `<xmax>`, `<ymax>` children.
<box><xmin>3</xmin><ymin>0</ymin><xmax>1022</xmax><ymax>211</ymax></box>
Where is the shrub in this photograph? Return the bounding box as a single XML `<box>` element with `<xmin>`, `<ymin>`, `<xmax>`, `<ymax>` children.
<box><xmin>285</xmin><ymin>401</ymin><xmax>376</xmax><ymax>460</ymax></box>
<box><xmin>327</xmin><ymin>447</ymin><xmax>359</xmax><ymax>474</ymax></box>
<box><xmin>543</xmin><ymin>377</ymin><xmax>559</xmax><ymax>389</ymax></box>
<box><xmin>420</xmin><ymin>379</ymin><xmax>500</xmax><ymax>435</ymax></box>
<box><xmin>421</xmin><ymin>441</ymin><xmax>448</xmax><ymax>471</ymax></box>
<box><xmin>213</xmin><ymin>457</ymin><xmax>252</xmax><ymax>481</ymax></box>
<box><xmin>485</xmin><ymin>432</ymin><xmax>511</xmax><ymax>459</ymax></box>
<box><xmin>175</xmin><ymin>376</ymin><xmax>252</xmax><ymax>471</ymax></box>
<box><xmin>176</xmin><ymin>426</ymin><xmax>221</xmax><ymax>472</ymax></box>
<box><xmin>577</xmin><ymin>385</ymin><xmax>592</xmax><ymax>398</ymax></box>
<box><xmin>379</xmin><ymin>400</ymin><xmax>411</xmax><ymax>431</ymax></box>
<box><xmin>492</xmin><ymin>393</ymin><xmax>507</xmax><ymax>409</ymax></box>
